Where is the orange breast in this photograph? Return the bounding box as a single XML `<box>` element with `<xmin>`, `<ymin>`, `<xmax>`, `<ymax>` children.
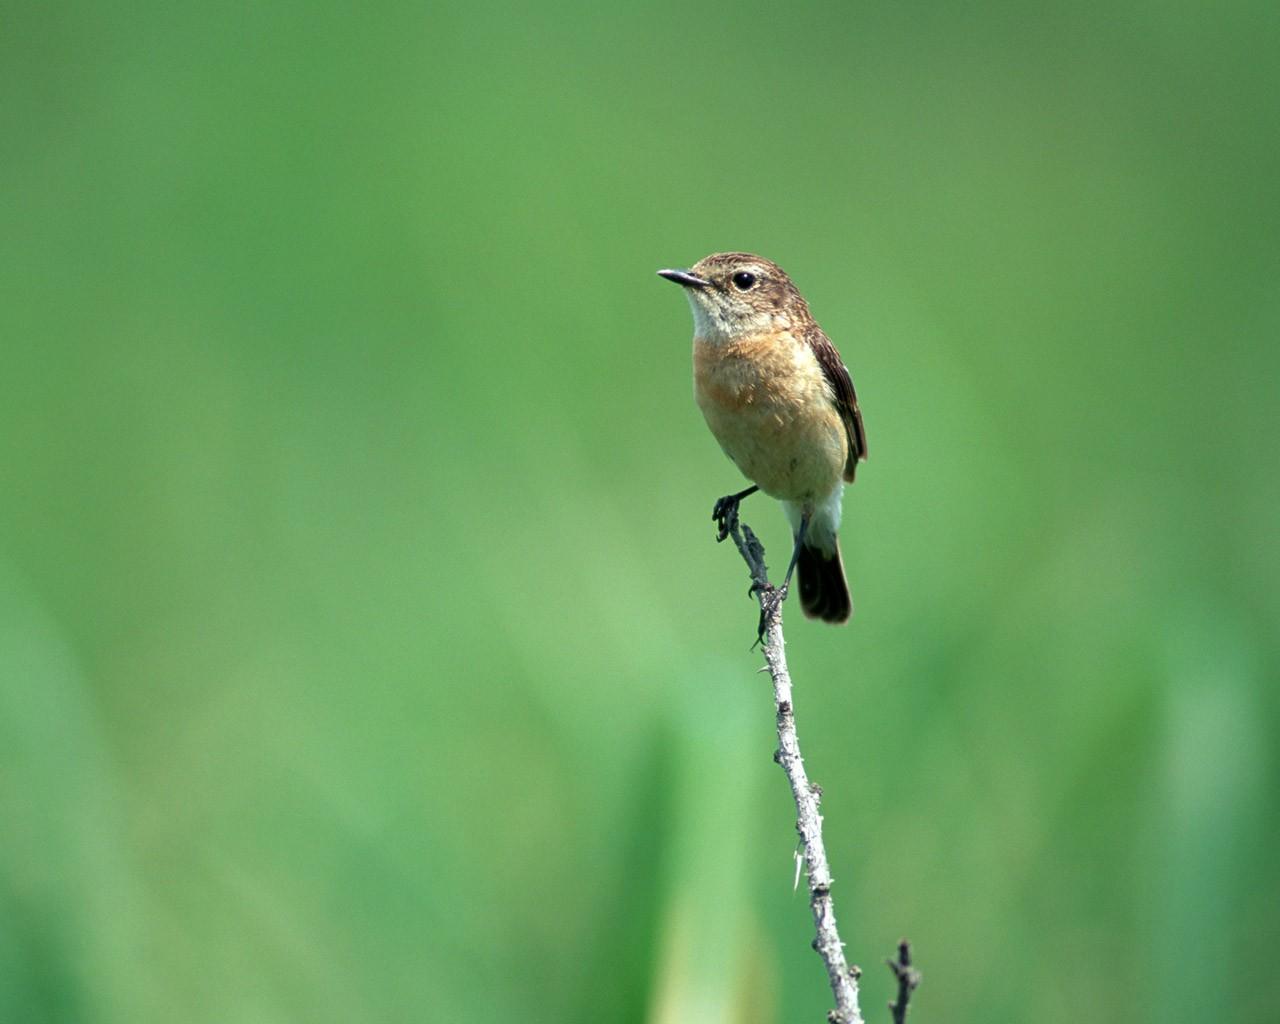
<box><xmin>692</xmin><ymin>332</ymin><xmax>847</xmax><ymax>502</ymax></box>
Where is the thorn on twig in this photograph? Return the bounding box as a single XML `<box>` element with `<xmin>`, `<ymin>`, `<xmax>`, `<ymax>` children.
<box><xmin>740</xmin><ymin>523</ymin><xmax>767</xmax><ymax>572</ymax></box>
<box><xmin>849</xmin><ymin>964</ymin><xmax>862</xmax><ymax>980</ymax></box>
<box><xmin>886</xmin><ymin>939</ymin><xmax>921</xmax><ymax>1024</ymax></box>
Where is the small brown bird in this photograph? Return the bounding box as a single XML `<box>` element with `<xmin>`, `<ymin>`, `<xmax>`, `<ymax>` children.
<box><xmin>659</xmin><ymin>253</ymin><xmax>867</xmax><ymax>624</ymax></box>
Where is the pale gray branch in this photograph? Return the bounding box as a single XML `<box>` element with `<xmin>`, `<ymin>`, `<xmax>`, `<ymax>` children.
<box><xmin>724</xmin><ymin>518</ymin><xmax>864</xmax><ymax>1024</ymax></box>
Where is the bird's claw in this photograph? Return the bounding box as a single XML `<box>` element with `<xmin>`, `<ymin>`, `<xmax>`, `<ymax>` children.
<box><xmin>712</xmin><ymin>494</ymin><xmax>741</xmax><ymax>543</ymax></box>
<box><xmin>752</xmin><ymin>583</ymin><xmax>788</xmax><ymax>647</ymax></box>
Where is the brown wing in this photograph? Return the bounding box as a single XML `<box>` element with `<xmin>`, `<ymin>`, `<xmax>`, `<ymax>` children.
<box><xmin>805</xmin><ymin>323</ymin><xmax>867</xmax><ymax>482</ymax></box>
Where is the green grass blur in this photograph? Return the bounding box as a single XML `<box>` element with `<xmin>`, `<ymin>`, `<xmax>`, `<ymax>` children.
<box><xmin>2</xmin><ymin>2</ymin><xmax>1278</xmax><ymax>1022</ymax></box>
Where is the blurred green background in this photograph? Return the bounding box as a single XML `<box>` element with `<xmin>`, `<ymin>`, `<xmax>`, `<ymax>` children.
<box><xmin>2</xmin><ymin>1</ymin><xmax>1278</xmax><ymax>1021</ymax></box>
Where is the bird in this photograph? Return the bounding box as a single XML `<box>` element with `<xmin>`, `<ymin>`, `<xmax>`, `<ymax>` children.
<box><xmin>658</xmin><ymin>252</ymin><xmax>867</xmax><ymax>626</ymax></box>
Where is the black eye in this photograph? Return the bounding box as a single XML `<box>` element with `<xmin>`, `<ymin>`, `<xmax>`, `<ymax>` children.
<box><xmin>732</xmin><ymin>271</ymin><xmax>757</xmax><ymax>291</ymax></box>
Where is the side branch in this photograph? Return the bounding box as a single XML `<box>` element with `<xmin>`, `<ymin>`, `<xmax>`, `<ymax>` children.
<box><xmin>725</xmin><ymin>519</ymin><xmax>864</xmax><ymax>1024</ymax></box>
<box><xmin>886</xmin><ymin>940</ymin><xmax>921</xmax><ymax>1024</ymax></box>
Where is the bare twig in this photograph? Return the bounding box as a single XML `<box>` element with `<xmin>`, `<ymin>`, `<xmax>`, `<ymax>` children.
<box><xmin>886</xmin><ymin>939</ymin><xmax>921</xmax><ymax>1024</ymax></box>
<box><xmin>723</xmin><ymin>516</ymin><xmax>864</xmax><ymax>1024</ymax></box>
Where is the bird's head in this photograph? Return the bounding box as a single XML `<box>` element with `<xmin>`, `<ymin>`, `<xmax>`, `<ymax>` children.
<box><xmin>658</xmin><ymin>252</ymin><xmax>810</xmax><ymax>342</ymax></box>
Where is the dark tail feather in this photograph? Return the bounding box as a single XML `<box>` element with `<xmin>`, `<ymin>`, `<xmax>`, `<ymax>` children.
<box><xmin>797</xmin><ymin>540</ymin><xmax>852</xmax><ymax>623</ymax></box>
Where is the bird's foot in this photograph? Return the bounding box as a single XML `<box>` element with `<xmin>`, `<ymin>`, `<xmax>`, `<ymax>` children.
<box><xmin>752</xmin><ymin>583</ymin><xmax>788</xmax><ymax>648</ymax></box>
<box><xmin>712</xmin><ymin>494</ymin><xmax>742</xmax><ymax>543</ymax></box>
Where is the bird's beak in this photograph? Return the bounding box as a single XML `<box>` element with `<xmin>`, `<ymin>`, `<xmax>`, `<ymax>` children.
<box><xmin>658</xmin><ymin>268</ymin><xmax>710</xmax><ymax>289</ymax></box>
